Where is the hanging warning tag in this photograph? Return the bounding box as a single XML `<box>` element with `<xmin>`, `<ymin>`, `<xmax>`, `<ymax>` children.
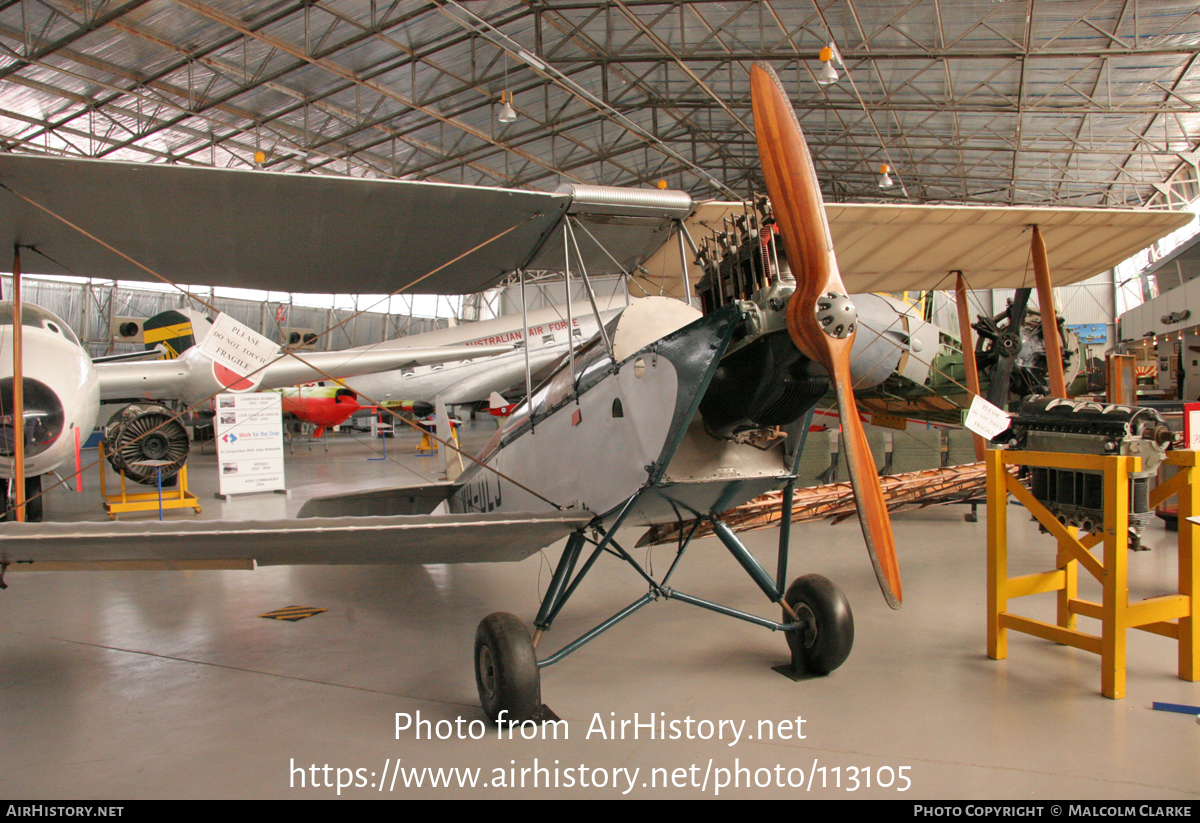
<box><xmin>199</xmin><ymin>312</ymin><xmax>280</xmax><ymax>378</ymax></box>
<box><xmin>964</xmin><ymin>395</ymin><xmax>1012</xmax><ymax>440</ymax></box>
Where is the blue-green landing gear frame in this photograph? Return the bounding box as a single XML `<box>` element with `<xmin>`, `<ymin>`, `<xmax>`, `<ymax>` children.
<box><xmin>472</xmin><ymin>483</ymin><xmax>856</xmax><ymax>723</ymax></box>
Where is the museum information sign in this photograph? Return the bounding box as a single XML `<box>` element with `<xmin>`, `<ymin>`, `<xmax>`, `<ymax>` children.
<box><xmin>215</xmin><ymin>392</ymin><xmax>286</xmax><ymax>496</ymax></box>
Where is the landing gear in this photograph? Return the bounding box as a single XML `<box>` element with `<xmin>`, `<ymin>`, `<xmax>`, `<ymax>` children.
<box><xmin>0</xmin><ymin>475</ymin><xmax>42</xmax><ymax>522</ymax></box>
<box><xmin>24</xmin><ymin>475</ymin><xmax>41</xmax><ymax>522</ymax></box>
<box><xmin>470</xmin><ymin>520</ymin><xmax>863</xmax><ymax>721</ymax></box>
<box><xmin>474</xmin><ymin>612</ymin><xmax>541</xmax><ymax>723</ymax></box>
<box><xmin>783</xmin><ymin>574</ymin><xmax>854</xmax><ymax>675</ymax></box>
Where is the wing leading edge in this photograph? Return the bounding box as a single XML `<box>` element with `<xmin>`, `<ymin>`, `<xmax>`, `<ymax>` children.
<box><xmin>95</xmin><ymin>343</ymin><xmax>514</xmax><ymax>403</ymax></box>
<box><xmin>0</xmin><ymin>511</ymin><xmax>593</xmax><ymax>567</ymax></box>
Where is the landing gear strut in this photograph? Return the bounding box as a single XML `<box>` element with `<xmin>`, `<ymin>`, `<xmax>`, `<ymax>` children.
<box><xmin>0</xmin><ymin>475</ymin><xmax>42</xmax><ymax>522</ymax></box>
<box><xmin>473</xmin><ymin>494</ymin><xmax>856</xmax><ymax>721</ymax></box>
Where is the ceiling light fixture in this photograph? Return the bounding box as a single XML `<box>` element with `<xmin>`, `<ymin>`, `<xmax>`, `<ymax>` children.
<box><xmin>497</xmin><ymin>52</ymin><xmax>517</xmax><ymax>124</ymax></box>
<box><xmin>877</xmin><ymin>163</ymin><xmax>894</xmax><ymax>189</ymax></box>
<box><xmin>817</xmin><ymin>45</ymin><xmax>839</xmax><ymax>85</ymax></box>
<box><xmin>497</xmin><ymin>91</ymin><xmax>517</xmax><ymax>123</ymax></box>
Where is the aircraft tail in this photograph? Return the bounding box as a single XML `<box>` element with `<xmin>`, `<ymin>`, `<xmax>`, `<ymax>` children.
<box><xmin>487</xmin><ymin>391</ymin><xmax>517</xmax><ymax>417</ymax></box>
<box><xmin>141</xmin><ymin>308</ymin><xmax>213</xmax><ymax>359</ymax></box>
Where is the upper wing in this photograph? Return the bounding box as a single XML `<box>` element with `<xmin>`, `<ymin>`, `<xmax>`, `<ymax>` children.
<box><xmin>0</xmin><ymin>153</ymin><xmax>567</xmax><ymax>294</ymax></box>
<box><xmin>0</xmin><ymin>153</ymin><xmax>690</xmax><ymax>294</ymax></box>
<box><xmin>0</xmin><ymin>150</ymin><xmax>1186</xmax><ymax>298</ymax></box>
<box><xmin>827</xmin><ymin>203</ymin><xmax>1193</xmax><ymax>293</ymax></box>
<box><xmin>640</xmin><ymin>201</ymin><xmax>1193</xmax><ymax>296</ymax></box>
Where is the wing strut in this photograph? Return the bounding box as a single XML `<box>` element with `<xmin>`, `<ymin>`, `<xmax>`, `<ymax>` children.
<box><xmin>954</xmin><ymin>271</ymin><xmax>987</xmax><ymax>461</ymax></box>
<box><xmin>10</xmin><ymin>245</ymin><xmax>25</xmax><ymax>521</ymax></box>
<box><xmin>1031</xmin><ymin>225</ymin><xmax>1068</xmax><ymax>399</ymax></box>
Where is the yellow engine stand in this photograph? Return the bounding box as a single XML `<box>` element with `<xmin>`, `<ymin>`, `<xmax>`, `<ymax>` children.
<box><xmin>986</xmin><ymin>448</ymin><xmax>1198</xmax><ymax>698</ymax></box>
<box><xmin>415</xmin><ymin>423</ymin><xmax>460</xmax><ymax>457</ymax></box>
<box><xmin>99</xmin><ymin>443</ymin><xmax>202</xmax><ymax>520</ymax></box>
<box><xmin>415</xmin><ymin>428</ymin><xmax>435</xmax><ymax>455</ymax></box>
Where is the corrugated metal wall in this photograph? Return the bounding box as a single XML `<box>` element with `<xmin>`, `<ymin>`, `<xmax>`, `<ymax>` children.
<box><xmin>932</xmin><ymin>273</ymin><xmax>1117</xmax><ymax>352</ymax></box>
<box><xmin>10</xmin><ymin>272</ymin><xmax>1119</xmax><ymax>362</ymax></box>
<box><xmin>3</xmin><ymin>276</ymin><xmax>452</xmax><ymax>357</ymax></box>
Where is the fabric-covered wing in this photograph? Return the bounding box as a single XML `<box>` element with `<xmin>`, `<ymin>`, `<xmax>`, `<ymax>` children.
<box><xmin>0</xmin><ymin>153</ymin><xmax>570</xmax><ymax>295</ymax></box>
<box><xmin>639</xmin><ymin>201</ymin><xmax>1192</xmax><ymax>297</ymax></box>
<box><xmin>827</xmin><ymin>203</ymin><xmax>1193</xmax><ymax>293</ymax></box>
<box><xmin>0</xmin><ymin>511</ymin><xmax>593</xmax><ymax>567</ymax></box>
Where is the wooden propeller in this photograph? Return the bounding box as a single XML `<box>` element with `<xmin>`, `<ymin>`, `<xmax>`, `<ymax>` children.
<box><xmin>751</xmin><ymin>62</ymin><xmax>902</xmax><ymax>609</ymax></box>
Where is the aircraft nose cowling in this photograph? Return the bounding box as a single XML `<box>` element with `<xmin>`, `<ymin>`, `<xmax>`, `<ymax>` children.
<box><xmin>0</xmin><ymin>377</ymin><xmax>66</xmax><ymax>458</ymax></box>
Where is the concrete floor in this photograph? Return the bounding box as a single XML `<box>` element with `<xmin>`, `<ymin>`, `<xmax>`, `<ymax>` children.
<box><xmin>1</xmin><ymin>424</ymin><xmax>1198</xmax><ymax>799</ymax></box>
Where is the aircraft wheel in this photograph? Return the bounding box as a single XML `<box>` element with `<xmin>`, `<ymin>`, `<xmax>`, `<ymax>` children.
<box><xmin>474</xmin><ymin>612</ymin><xmax>541</xmax><ymax>723</ymax></box>
<box><xmin>0</xmin><ymin>476</ymin><xmax>42</xmax><ymax>522</ymax></box>
<box><xmin>24</xmin><ymin>475</ymin><xmax>42</xmax><ymax>522</ymax></box>
<box><xmin>783</xmin><ymin>574</ymin><xmax>854</xmax><ymax>674</ymax></box>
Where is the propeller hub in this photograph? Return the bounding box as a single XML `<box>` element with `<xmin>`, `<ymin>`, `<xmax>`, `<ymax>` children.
<box><xmin>815</xmin><ymin>292</ymin><xmax>857</xmax><ymax>339</ymax></box>
<box><xmin>998</xmin><ymin>331</ymin><xmax>1022</xmax><ymax>356</ymax></box>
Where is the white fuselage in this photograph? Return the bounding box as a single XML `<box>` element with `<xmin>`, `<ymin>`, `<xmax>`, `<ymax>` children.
<box><xmin>344</xmin><ymin>302</ymin><xmax>620</xmax><ymax>405</ymax></box>
<box><xmin>0</xmin><ymin>305</ymin><xmax>100</xmax><ymax>479</ymax></box>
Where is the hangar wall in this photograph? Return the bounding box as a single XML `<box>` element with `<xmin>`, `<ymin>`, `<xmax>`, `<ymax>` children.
<box><xmin>0</xmin><ymin>275</ymin><xmax>454</xmax><ymax>357</ymax></box>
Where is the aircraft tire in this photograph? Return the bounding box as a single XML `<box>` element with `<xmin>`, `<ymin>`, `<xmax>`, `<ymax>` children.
<box><xmin>783</xmin><ymin>574</ymin><xmax>854</xmax><ymax>675</ymax></box>
<box><xmin>474</xmin><ymin>612</ymin><xmax>541</xmax><ymax>724</ymax></box>
<box><xmin>0</xmin><ymin>476</ymin><xmax>43</xmax><ymax>522</ymax></box>
<box><xmin>24</xmin><ymin>475</ymin><xmax>42</xmax><ymax>523</ymax></box>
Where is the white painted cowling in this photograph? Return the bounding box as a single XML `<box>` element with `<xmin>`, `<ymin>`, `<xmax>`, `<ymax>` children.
<box><xmin>0</xmin><ymin>302</ymin><xmax>100</xmax><ymax>479</ymax></box>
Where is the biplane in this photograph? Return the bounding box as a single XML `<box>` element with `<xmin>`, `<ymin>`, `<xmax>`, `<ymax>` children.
<box><xmin>0</xmin><ymin>63</ymin><xmax>1188</xmax><ymax>721</ymax></box>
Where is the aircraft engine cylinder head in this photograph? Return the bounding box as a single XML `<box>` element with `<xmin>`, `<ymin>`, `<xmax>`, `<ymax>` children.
<box><xmin>815</xmin><ymin>292</ymin><xmax>856</xmax><ymax>339</ymax></box>
<box><xmin>0</xmin><ymin>377</ymin><xmax>66</xmax><ymax>458</ymax></box>
<box><xmin>104</xmin><ymin>403</ymin><xmax>191</xmax><ymax>485</ymax></box>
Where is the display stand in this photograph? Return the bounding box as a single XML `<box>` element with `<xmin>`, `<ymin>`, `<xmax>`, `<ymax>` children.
<box><xmin>99</xmin><ymin>443</ymin><xmax>201</xmax><ymax>520</ymax></box>
<box><xmin>986</xmin><ymin>448</ymin><xmax>1198</xmax><ymax>698</ymax></box>
<box><xmin>415</xmin><ymin>421</ymin><xmax>437</xmax><ymax>456</ymax></box>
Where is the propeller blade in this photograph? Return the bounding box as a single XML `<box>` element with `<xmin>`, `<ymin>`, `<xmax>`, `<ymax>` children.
<box><xmin>750</xmin><ymin>62</ymin><xmax>902</xmax><ymax>609</ymax></box>
<box><xmin>984</xmin><ymin>288</ymin><xmax>1031</xmax><ymax>410</ymax></box>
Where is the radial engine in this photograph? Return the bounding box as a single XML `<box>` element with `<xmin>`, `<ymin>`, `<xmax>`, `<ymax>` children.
<box><xmin>689</xmin><ymin>197</ymin><xmax>937</xmax><ymax>441</ymax></box>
